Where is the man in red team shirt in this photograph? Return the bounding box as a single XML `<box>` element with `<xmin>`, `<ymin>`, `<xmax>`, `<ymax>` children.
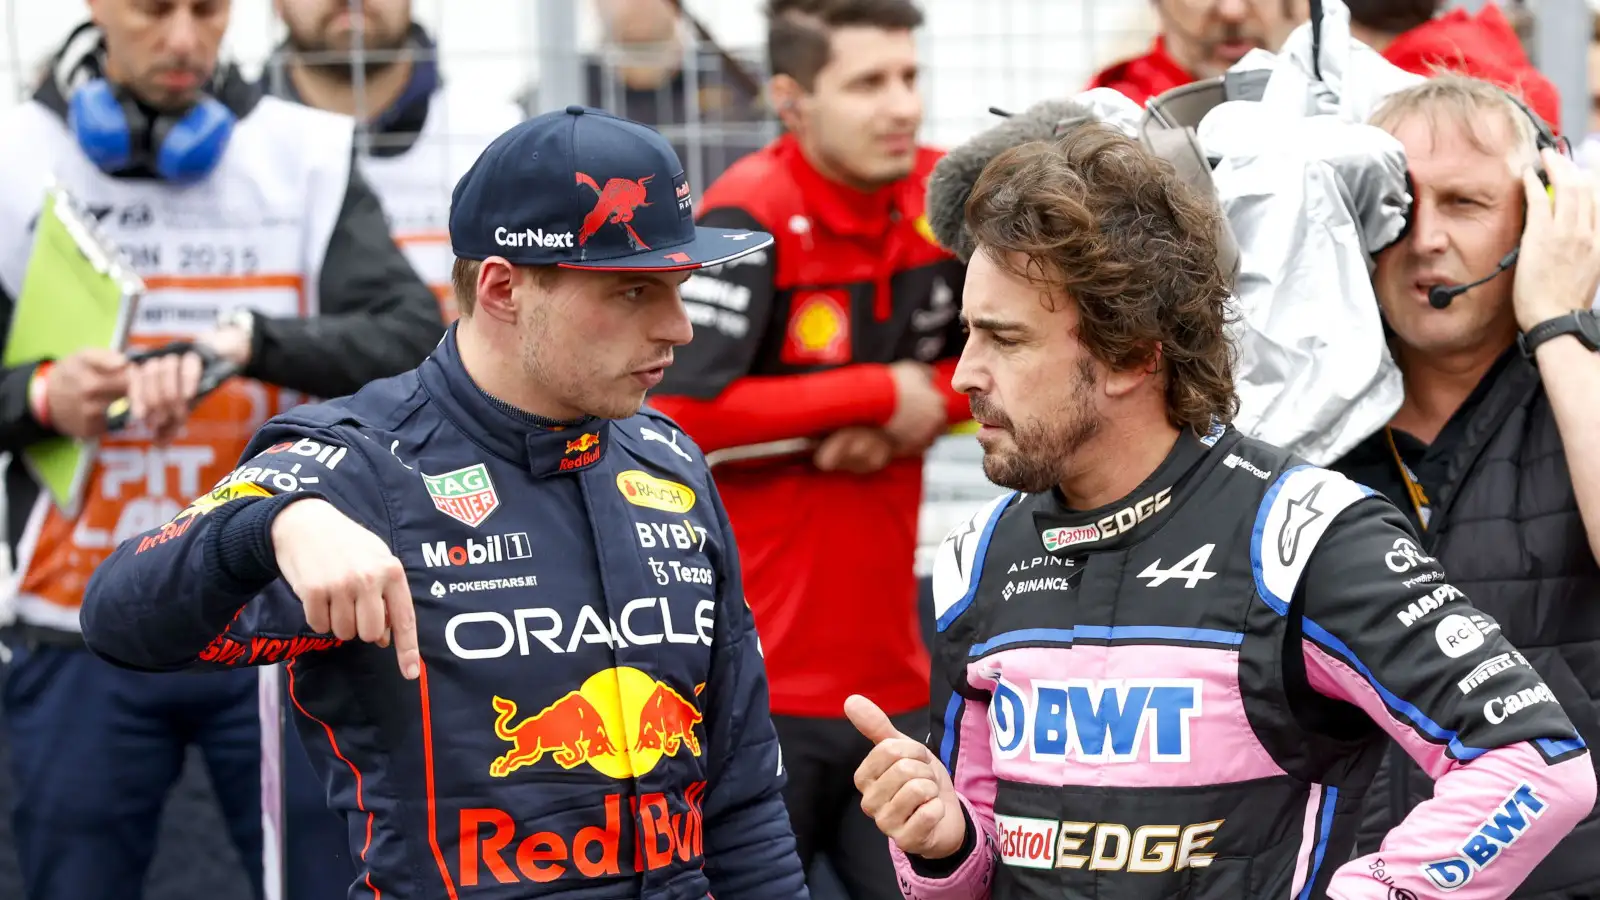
<box><xmin>648</xmin><ymin>1</ymin><xmax>967</xmax><ymax>897</ymax></box>
<box><xmin>1345</xmin><ymin>0</ymin><xmax>1562</xmax><ymax>133</ymax></box>
<box><xmin>1088</xmin><ymin>0</ymin><xmax>1306</xmax><ymax>106</ymax></box>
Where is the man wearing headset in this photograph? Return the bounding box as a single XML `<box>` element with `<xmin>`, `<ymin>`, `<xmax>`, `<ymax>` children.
<box><xmin>0</xmin><ymin>2</ymin><xmax>442</xmax><ymax>899</ymax></box>
<box><xmin>1331</xmin><ymin>75</ymin><xmax>1600</xmax><ymax>899</ymax></box>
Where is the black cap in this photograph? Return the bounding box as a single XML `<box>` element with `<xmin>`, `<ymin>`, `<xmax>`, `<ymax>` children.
<box><xmin>449</xmin><ymin>105</ymin><xmax>773</xmax><ymax>271</ymax></box>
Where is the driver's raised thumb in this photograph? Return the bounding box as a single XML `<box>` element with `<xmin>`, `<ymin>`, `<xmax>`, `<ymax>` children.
<box><xmin>845</xmin><ymin>694</ymin><xmax>904</xmax><ymax>744</ymax></box>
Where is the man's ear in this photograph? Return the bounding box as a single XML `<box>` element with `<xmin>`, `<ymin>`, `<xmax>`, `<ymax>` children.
<box><xmin>474</xmin><ymin>258</ymin><xmax>520</xmax><ymax>324</ymax></box>
<box><xmin>1102</xmin><ymin>342</ymin><xmax>1164</xmax><ymax>399</ymax></box>
<box><xmin>768</xmin><ymin>75</ymin><xmax>806</xmax><ymax>130</ymax></box>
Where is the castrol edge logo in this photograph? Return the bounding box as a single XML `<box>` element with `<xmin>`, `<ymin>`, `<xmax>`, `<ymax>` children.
<box><xmin>1040</xmin><ymin>487</ymin><xmax>1173</xmax><ymax>552</ymax></box>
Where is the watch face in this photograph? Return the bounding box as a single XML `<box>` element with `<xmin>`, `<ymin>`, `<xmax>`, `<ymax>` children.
<box><xmin>1579</xmin><ymin>311</ymin><xmax>1600</xmax><ymax>351</ymax></box>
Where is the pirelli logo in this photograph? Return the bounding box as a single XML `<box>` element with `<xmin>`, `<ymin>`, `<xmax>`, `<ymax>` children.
<box><xmin>996</xmin><ymin>814</ymin><xmax>1221</xmax><ymax>872</ymax></box>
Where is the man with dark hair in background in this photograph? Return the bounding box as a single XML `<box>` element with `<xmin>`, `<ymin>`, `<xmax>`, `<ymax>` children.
<box><xmin>265</xmin><ymin>2</ymin><xmax>524</xmax><ymax>895</ymax></box>
<box><xmin>1087</xmin><ymin>0</ymin><xmax>1306</xmax><ymax>107</ymax></box>
<box><xmin>646</xmin><ymin>2</ymin><xmax>969</xmax><ymax>897</ymax></box>
<box><xmin>1344</xmin><ymin>0</ymin><xmax>1563</xmax><ymax>134</ymax></box>
<box><xmin>267</xmin><ymin>0</ymin><xmax>524</xmax><ymax>321</ymax></box>
<box><xmin>517</xmin><ymin>0</ymin><xmax>769</xmax><ymax>194</ymax></box>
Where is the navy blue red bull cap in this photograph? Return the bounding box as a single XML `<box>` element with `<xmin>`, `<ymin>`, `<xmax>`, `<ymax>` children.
<box><xmin>449</xmin><ymin>105</ymin><xmax>773</xmax><ymax>271</ymax></box>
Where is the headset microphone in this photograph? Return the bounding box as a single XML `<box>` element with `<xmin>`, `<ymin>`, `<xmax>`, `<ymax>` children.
<box><xmin>1427</xmin><ymin>247</ymin><xmax>1521</xmax><ymax>309</ymax></box>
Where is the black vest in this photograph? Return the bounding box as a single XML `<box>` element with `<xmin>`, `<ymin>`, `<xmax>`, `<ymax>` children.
<box><xmin>1349</xmin><ymin>355</ymin><xmax>1600</xmax><ymax>899</ymax></box>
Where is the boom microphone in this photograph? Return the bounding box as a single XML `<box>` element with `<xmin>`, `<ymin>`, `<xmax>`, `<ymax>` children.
<box><xmin>1427</xmin><ymin>247</ymin><xmax>1520</xmax><ymax>309</ymax></box>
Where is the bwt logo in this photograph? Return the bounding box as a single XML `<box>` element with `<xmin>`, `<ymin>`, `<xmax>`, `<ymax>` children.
<box><xmin>989</xmin><ymin>677</ymin><xmax>1201</xmax><ymax>763</ymax></box>
<box><xmin>1422</xmin><ymin>784</ymin><xmax>1546</xmax><ymax>892</ymax></box>
<box><xmin>494</xmin><ymin>226</ymin><xmax>574</xmax><ymax>249</ymax></box>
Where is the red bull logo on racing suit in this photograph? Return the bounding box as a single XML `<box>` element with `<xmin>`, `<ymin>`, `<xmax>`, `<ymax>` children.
<box><xmin>462</xmin><ymin>666</ymin><xmax>708</xmax><ymax>888</ymax></box>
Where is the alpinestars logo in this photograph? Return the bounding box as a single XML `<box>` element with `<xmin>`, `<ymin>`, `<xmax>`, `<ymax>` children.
<box><xmin>1278</xmin><ymin>482</ymin><xmax>1325</xmax><ymax>565</ymax></box>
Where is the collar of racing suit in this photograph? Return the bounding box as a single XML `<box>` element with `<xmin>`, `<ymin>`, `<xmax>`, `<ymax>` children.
<box><xmin>1030</xmin><ymin>424</ymin><xmax>1221</xmax><ymax>556</ymax></box>
<box><xmin>772</xmin><ymin>132</ymin><xmax>927</xmax><ymax>238</ymax></box>
<box><xmin>418</xmin><ymin>323</ymin><xmax>611</xmax><ymax>477</ymax></box>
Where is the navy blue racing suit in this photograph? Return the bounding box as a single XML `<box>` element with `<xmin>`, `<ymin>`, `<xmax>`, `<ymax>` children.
<box><xmin>78</xmin><ymin>327</ymin><xmax>808</xmax><ymax>900</ymax></box>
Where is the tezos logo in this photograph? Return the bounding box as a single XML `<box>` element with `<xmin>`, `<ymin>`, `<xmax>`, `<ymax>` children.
<box><xmin>494</xmin><ymin>226</ymin><xmax>574</xmax><ymax>249</ymax></box>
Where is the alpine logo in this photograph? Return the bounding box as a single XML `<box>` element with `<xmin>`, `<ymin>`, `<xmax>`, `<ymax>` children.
<box><xmin>421</xmin><ymin>533</ymin><xmax>532</xmax><ymax>568</ymax></box>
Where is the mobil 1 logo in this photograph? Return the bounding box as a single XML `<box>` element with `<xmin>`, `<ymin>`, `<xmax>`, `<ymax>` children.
<box><xmin>422</xmin><ymin>532</ymin><xmax>531</xmax><ymax>568</ymax></box>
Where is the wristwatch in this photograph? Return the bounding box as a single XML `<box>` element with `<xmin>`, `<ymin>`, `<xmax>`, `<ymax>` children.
<box><xmin>220</xmin><ymin>307</ymin><xmax>256</xmax><ymax>341</ymax></box>
<box><xmin>1517</xmin><ymin>309</ymin><xmax>1600</xmax><ymax>358</ymax></box>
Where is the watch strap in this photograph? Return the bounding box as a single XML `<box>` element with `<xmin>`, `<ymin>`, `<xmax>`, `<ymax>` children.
<box><xmin>1518</xmin><ymin>310</ymin><xmax>1600</xmax><ymax>357</ymax></box>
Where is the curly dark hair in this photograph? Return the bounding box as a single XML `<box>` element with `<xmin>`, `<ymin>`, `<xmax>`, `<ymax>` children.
<box><xmin>963</xmin><ymin>123</ymin><xmax>1238</xmax><ymax>433</ymax></box>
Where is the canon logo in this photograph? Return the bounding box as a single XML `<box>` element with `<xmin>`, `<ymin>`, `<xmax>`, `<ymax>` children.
<box><xmin>494</xmin><ymin>226</ymin><xmax>574</xmax><ymax>249</ymax></box>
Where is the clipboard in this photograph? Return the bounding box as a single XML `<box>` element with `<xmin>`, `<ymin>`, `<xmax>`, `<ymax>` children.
<box><xmin>3</xmin><ymin>184</ymin><xmax>143</xmax><ymax>517</ymax></box>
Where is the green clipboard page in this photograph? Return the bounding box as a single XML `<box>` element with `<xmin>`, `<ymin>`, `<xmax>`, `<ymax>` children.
<box><xmin>3</xmin><ymin>185</ymin><xmax>141</xmax><ymax>516</ymax></box>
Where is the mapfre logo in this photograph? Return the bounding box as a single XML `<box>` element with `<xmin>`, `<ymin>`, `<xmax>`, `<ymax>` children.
<box><xmin>493</xmin><ymin>226</ymin><xmax>574</xmax><ymax>249</ymax></box>
<box><xmin>616</xmin><ymin>470</ymin><xmax>696</xmax><ymax>513</ymax></box>
<box><xmin>997</xmin><ymin>814</ymin><xmax>1222</xmax><ymax>873</ymax></box>
<box><xmin>421</xmin><ymin>532</ymin><xmax>531</xmax><ymax>568</ymax></box>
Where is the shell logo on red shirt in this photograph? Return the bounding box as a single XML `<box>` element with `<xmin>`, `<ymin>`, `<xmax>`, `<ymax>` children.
<box><xmin>781</xmin><ymin>291</ymin><xmax>851</xmax><ymax>365</ymax></box>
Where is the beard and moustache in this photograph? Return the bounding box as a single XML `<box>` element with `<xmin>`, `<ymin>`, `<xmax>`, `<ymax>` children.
<box><xmin>286</xmin><ymin>14</ymin><xmax>411</xmax><ymax>81</ymax></box>
<box><xmin>970</xmin><ymin>357</ymin><xmax>1102</xmax><ymax>495</ymax></box>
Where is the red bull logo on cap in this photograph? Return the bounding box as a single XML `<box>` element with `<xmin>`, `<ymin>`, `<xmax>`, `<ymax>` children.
<box><xmin>490</xmin><ymin>666</ymin><xmax>704</xmax><ymax>779</ymax></box>
<box><xmin>576</xmin><ymin>172</ymin><xmax>654</xmax><ymax>249</ymax></box>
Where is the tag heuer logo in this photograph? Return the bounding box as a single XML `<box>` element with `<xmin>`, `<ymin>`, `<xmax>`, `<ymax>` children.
<box><xmin>422</xmin><ymin>463</ymin><xmax>500</xmax><ymax>527</ymax></box>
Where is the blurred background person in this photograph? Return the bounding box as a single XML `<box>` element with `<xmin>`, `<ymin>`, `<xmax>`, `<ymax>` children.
<box><xmin>518</xmin><ymin>0</ymin><xmax>770</xmax><ymax>193</ymax></box>
<box><xmin>265</xmin><ymin>0</ymin><xmax>523</xmax><ymax>321</ymax></box>
<box><xmin>1346</xmin><ymin>0</ymin><xmax>1562</xmax><ymax>132</ymax></box>
<box><xmin>1087</xmin><ymin>0</ymin><xmax>1308</xmax><ymax>106</ymax></box>
<box><xmin>0</xmin><ymin>1</ymin><xmax>441</xmax><ymax>899</ymax></box>
<box><xmin>648</xmin><ymin>2</ymin><xmax>968</xmax><ymax>897</ymax></box>
<box><xmin>1332</xmin><ymin>74</ymin><xmax>1600</xmax><ymax>900</ymax></box>
<box><xmin>264</xmin><ymin>1</ymin><xmax>508</xmax><ymax>893</ymax></box>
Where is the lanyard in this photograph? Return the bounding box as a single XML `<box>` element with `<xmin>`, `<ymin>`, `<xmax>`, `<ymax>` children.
<box><xmin>1384</xmin><ymin>426</ymin><xmax>1433</xmax><ymax>532</ymax></box>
